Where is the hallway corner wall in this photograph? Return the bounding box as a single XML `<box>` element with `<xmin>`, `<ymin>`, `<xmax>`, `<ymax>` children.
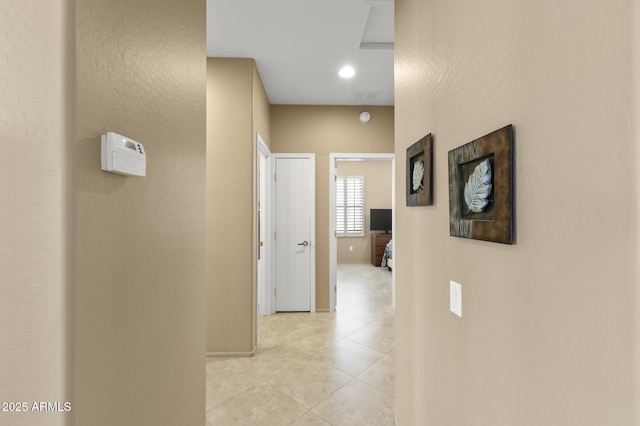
<box><xmin>0</xmin><ymin>1</ymin><xmax>74</xmax><ymax>424</ymax></box>
<box><xmin>73</xmin><ymin>1</ymin><xmax>207</xmax><ymax>424</ymax></box>
<box><xmin>206</xmin><ymin>58</ymin><xmax>271</xmax><ymax>354</ymax></box>
<box><xmin>394</xmin><ymin>0</ymin><xmax>638</xmax><ymax>424</ymax></box>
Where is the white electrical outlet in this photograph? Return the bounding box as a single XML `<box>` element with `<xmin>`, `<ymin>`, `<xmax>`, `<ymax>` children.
<box><xmin>450</xmin><ymin>281</ymin><xmax>462</xmax><ymax>317</ymax></box>
<box><xmin>349</xmin><ymin>245</ymin><xmax>353</xmax><ymax>251</ymax></box>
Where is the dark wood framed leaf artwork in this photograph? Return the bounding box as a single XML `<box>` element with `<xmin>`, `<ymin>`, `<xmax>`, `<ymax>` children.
<box><xmin>406</xmin><ymin>134</ymin><xmax>433</xmax><ymax>206</ymax></box>
<box><xmin>448</xmin><ymin>125</ymin><xmax>514</xmax><ymax>244</ymax></box>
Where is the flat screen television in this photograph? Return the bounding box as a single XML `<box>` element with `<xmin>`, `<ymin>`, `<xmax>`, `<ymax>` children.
<box><xmin>370</xmin><ymin>208</ymin><xmax>392</xmax><ymax>234</ymax></box>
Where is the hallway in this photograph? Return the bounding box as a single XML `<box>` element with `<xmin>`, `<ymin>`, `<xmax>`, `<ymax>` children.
<box><xmin>206</xmin><ymin>263</ymin><xmax>395</xmax><ymax>425</ymax></box>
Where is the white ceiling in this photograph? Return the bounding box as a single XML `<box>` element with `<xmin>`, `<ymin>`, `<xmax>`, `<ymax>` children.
<box><xmin>206</xmin><ymin>0</ymin><xmax>394</xmax><ymax>106</ymax></box>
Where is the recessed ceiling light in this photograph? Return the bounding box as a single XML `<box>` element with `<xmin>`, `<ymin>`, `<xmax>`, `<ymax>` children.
<box><xmin>338</xmin><ymin>66</ymin><xmax>356</xmax><ymax>79</ymax></box>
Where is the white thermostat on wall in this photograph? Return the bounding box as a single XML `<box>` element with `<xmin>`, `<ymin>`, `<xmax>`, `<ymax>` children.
<box><xmin>101</xmin><ymin>132</ymin><xmax>146</xmax><ymax>177</ymax></box>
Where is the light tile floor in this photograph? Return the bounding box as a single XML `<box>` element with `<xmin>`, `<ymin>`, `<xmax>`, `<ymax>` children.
<box><xmin>206</xmin><ymin>263</ymin><xmax>395</xmax><ymax>426</ymax></box>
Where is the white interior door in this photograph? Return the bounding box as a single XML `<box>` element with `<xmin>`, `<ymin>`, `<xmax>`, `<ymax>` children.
<box><xmin>274</xmin><ymin>154</ymin><xmax>315</xmax><ymax>312</ymax></box>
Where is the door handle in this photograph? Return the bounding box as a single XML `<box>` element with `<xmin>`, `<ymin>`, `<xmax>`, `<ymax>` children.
<box><xmin>297</xmin><ymin>241</ymin><xmax>309</xmax><ymax>246</ymax></box>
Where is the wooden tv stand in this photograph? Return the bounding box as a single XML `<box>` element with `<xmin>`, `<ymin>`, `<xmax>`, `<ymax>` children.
<box><xmin>371</xmin><ymin>233</ymin><xmax>392</xmax><ymax>266</ymax></box>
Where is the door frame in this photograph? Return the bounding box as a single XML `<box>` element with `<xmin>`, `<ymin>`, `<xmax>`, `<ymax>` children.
<box><xmin>329</xmin><ymin>153</ymin><xmax>395</xmax><ymax>311</ymax></box>
<box><xmin>273</xmin><ymin>153</ymin><xmax>316</xmax><ymax>313</ymax></box>
<box><xmin>256</xmin><ymin>133</ymin><xmax>274</xmax><ymax>315</ymax></box>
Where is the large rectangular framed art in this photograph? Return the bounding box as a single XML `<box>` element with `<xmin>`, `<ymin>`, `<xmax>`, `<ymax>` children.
<box><xmin>448</xmin><ymin>125</ymin><xmax>514</xmax><ymax>244</ymax></box>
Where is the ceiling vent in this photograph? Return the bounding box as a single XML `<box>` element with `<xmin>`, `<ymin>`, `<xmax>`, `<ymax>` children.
<box><xmin>350</xmin><ymin>91</ymin><xmax>382</xmax><ymax>104</ymax></box>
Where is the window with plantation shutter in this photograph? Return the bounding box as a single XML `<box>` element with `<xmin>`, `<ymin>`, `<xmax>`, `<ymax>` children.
<box><xmin>336</xmin><ymin>175</ymin><xmax>365</xmax><ymax>237</ymax></box>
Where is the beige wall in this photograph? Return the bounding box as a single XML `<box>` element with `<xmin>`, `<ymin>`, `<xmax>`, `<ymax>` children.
<box><xmin>252</xmin><ymin>63</ymin><xmax>272</xmax><ymax>347</ymax></box>
<box><xmin>395</xmin><ymin>0</ymin><xmax>638</xmax><ymax>425</ymax></box>
<box><xmin>253</xmin><ymin>67</ymin><xmax>272</xmax><ymax>150</ymax></box>
<box><xmin>0</xmin><ymin>1</ymin><xmax>73</xmax><ymax>425</ymax></box>
<box><xmin>271</xmin><ymin>105</ymin><xmax>394</xmax><ymax>310</ymax></box>
<box><xmin>74</xmin><ymin>1</ymin><xmax>207</xmax><ymax>425</ymax></box>
<box><xmin>337</xmin><ymin>161</ymin><xmax>393</xmax><ymax>263</ymax></box>
<box><xmin>634</xmin><ymin>2</ymin><xmax>640</xmax><ymax>419</ymax></box>
<box><xmin>207</xmin><ymin>58</ymin><xmax>271</xmax><ymax>354</ymax></box>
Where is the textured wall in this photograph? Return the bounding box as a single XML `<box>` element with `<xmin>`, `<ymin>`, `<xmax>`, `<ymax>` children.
<box><xmin>253</xmin><ymin>66</ymin><xmax>272</xmax><ymax>152</ymax></box>
<box><xmin>337</xmin><ymin>161</ymin><xmax>393</xmax><ymax>263</ymax></box>
<box><xmin>251</xmin><ymin>63</ymin><xmax>272</xmax><ymax>347</ymax></box>
<box><xmin>271</xmin><ymin>106</ymin><xmax>394</xmax><ymax>310</ymax></box>
<box><xmin>634</xmin><ymin>1</ymin><xmax>640</xmax><ymax>419</ymax></box>
<box><xmin>74</xmin><ymin>1</ymin><xmax>207</xmax><ymax>425</ymax></box>
<box><xmin>0</xmin><ymin>1</ymin><xmax>72</xmax><ymax>425</ymax></box>
<box><xmin>207</xmin><ymin>58</ymin><xmax>271</xmax><ymax>354</ymax></box>
<box><xmin>394</xmin><ymin>0</ymin><xmax>638</xmax><ymax>425</ymax></box>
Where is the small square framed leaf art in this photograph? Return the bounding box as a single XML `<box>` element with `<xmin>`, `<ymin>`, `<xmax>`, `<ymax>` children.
<box><xmin>406</xmin><ymin>134</ymin><xmax>433</xmax><ymax>206</ymax></box>
<box><xmin>448</xmin><ymin>125</ymin><xmax>514</xmax><ymax>244</ymax></box>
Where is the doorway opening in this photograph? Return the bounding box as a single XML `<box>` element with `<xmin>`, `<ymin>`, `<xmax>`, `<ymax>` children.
<box><xmin>329</xmin><ymin>153</ymin><xmax>395</xmax><ymax>312</ymax></box>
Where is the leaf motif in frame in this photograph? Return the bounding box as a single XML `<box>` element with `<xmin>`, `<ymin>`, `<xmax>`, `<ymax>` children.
<box><xmin>412</xmin><ymin>160</ymin><xmax>424</xmax><ymax>191</ymax></box>
<box><xmin>464</xmin><ymin>158</ymin><xmax>492</xmax><ymax>214</ymax></box>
